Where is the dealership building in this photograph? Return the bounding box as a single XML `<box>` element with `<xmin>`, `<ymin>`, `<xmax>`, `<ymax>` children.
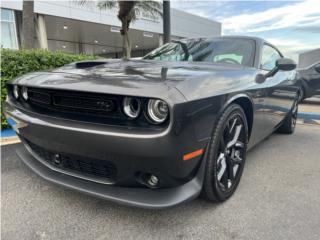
<box><xmin>1</xmin><ymin>1</ymin><xmax>221</xmax><ymax>57</ymax></box>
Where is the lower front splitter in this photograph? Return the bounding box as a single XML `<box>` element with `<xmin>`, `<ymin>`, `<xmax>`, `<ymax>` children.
<box><xmin>16</xmin><ymin>145</ymin><xmax>206</xmax><ymax>209</ymax></box>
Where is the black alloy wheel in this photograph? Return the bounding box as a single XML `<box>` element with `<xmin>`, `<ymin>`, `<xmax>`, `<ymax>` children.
<box><xmin>202</xmin><ymin>104</ymin><xmax>248</xmax><ymax>202</ymax></box>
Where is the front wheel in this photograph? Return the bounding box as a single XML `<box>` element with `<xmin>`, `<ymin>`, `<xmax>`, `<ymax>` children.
<box><xmin>202</xmin><ymin>104</ymin><xmax>248</xmax><ymax>202</ymax></box>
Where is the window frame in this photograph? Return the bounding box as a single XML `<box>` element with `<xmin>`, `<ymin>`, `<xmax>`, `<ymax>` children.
<box><xmin>0</xmin><ymin>8</ymin><xmax>19</xmax><ymax>50</ymax></box>
<box><xmin>260</xmin><ymin>43</ymin><xmax>283</xmax><ymax>71</ymax></box>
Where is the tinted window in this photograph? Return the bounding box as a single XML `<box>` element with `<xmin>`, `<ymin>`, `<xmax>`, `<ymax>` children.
<box><xmin>143</xmin><ymin>39</ymin><xmax>255</xmax><ymax>67</ymax></box>
<box><xmin>261</xmin><ymin>45</ymin><xmax>281</xmax><ymax>71</ymax></box>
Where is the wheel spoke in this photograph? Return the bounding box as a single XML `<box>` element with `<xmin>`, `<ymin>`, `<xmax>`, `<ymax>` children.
<box><xmin>217</xmin><ymin>153</ymin><xmax>226</xmax><ymax>181</ymax></box>
<box><xmin>233</xmin><ymin>164</ymin><xmax>239</xmax><ymax>178</ymax></box>
<box><xmin>227</xmin><ymin>124</ymin><xmax>243</xmax><ymax>148</ymax></box>
<box><xmin>229</xmin><ymin>118</ymin><xmax>237</xmax><ymax>134</ymax></box>
<box><xmin>226</xmin><ymin>156</ymin><xmax>234</xmax><ymax>182</ymax></box>
<box><xmin>235</xmin><ymin>141</ymin><xmax>245</xmax><ymax>148</ymax></box>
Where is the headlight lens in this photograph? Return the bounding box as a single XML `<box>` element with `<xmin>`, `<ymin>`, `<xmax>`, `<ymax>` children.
<box><xmin>147</xmin><ymin>99</ymin><xmax>169</xmax><ymax>123</ymax></box>
<box><xmin>22</xmin><ymin>86</ymin><xmax>28</xmax><ymax>101</ymax></box>
<box><xmin>123</xmin><ymin>97</ymin><xmax>141</xmax><ymax>119</ymax></box>
<box><xmin>13</xmin><ymin>85</ymin><xmax>19</xmax><ymax>99</ymax></box>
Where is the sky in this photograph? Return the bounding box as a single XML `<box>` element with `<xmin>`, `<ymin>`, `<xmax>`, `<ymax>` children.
<box><xmin>171</xmin><ymin>0</ymin><xmax>320</xmax><ymax>61</ymax></box>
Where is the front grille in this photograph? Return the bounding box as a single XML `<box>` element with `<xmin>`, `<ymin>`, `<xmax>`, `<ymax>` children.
<box><xmin>27</xmin><ymin>88</ymin><xmax>120</xmax><ymax>117</ymax></box>
<box><xmin>25</xmin><ymin>139</ymin><xmax>117</xmax><ymax>182</ymax></box>
<box><xmin>7</xmin><ymin>85</ymin><xmax>169</xmax><ymax>129</ymax></box>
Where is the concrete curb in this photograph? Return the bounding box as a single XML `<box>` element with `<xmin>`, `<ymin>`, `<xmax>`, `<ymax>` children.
<box><xmin>1</xmin><ymin>136</ymin><xmax>21</xmax><ymax>146</ymax></box>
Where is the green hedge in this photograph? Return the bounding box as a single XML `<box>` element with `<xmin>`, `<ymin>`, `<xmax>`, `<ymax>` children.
<box><xmin>1</xmin><ymin>48</ymin><xmax>97</xmax><ymax>129</ymax></box>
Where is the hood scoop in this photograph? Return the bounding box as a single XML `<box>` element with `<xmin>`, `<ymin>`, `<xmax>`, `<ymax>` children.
<box><xmin>75</xmin><ymin>61</ymin><xmax>107</xmax><ymax>69</ymax></box>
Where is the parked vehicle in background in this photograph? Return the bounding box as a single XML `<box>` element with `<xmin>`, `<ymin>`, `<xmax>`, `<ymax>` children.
<box><xmin>4</xmin><ymin>36</ymin><xmax>300</xmax><ymax>208</ymax></box>
<box><xmin>297</xmin><ymin>62</ymin><xmax>320</xmax><ymax>101</ymax></box>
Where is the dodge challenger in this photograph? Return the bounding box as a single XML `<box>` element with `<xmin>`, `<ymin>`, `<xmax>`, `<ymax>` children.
<box><xmin>4</xmin><ymin>36</ymin><xmax>300</xmax><ymax>208</ymax></box>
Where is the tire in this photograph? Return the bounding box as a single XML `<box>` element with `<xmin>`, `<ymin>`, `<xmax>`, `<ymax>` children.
<box><xmin>202</xmin><ymin>104</ymin><xmax>248</xmax><ymax>202</ymax></box>
<box><xmin>277</xmin><ymin>97</ymin><xmax>298</xmax><ymax>134</ymax></box>
<box><xmin>298</xmin><ymin>86</ymin><xmax>305</xmax><ymax>102</ymax></box>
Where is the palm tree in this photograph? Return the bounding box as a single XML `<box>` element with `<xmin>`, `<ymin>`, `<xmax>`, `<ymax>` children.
<box><xmin>78</xmin><ymin>1</ymin><xmax>162</xmax><ymax>59</ymax></box>
<box><xmin>21</xmin><ymin>0</ymin><xmax>35</xmax><ymax>49</ymax></box>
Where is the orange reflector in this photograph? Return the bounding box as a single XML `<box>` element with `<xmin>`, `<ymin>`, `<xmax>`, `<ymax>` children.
<box><xmin>183</xmin><ymin>149</ymin><xmax>204</xmax><ymax>161</ymax></box>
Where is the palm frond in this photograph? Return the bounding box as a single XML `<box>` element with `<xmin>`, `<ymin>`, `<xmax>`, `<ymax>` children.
<box><xmin>128</xmin><ymin>8</ymin><xmax>137</xmax><ymax>22</ymax></box>
<box><xmin>72</xmin><ymin>0</ymin><xmax>94</xmax><ymax>8</ymax></box>
<box><xmin>135</xmin><ymin>0</ymin><xmax>163</xmax><ymax>18</ymax></box>
<box><xmin>97</xmin><ymin>0</ymin><xmax>117</xmax><ymax>10</ymax></box>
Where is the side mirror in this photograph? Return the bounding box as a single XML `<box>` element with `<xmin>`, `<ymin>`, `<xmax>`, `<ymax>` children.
<box><xmin>276</xmin><ymin>58</ymin><xmax>296</xmax><ymax>71</ymax></box>
<box><xmin>315</xmin><ymin>63</ymin><xmax>320</xmax><ymax>73</ymax></box>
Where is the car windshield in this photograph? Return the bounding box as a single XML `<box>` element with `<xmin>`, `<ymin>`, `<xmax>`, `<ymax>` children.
<box><xmin>143</xmin><ymin>38</ymin><xmax>255</xmax><ymax>67</ymax></box>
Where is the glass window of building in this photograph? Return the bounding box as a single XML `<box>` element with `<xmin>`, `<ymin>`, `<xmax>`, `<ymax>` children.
<box><xmin>1</xmin><ymin>8</ymin><xmax>18</xmax><ymax>49</ymax></box>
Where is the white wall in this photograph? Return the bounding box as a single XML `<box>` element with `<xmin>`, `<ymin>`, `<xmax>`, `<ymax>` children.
<box><xmin>1</xmin><ymin>0</ymin><xmax>221</xmax><ymax>38</ymax></box>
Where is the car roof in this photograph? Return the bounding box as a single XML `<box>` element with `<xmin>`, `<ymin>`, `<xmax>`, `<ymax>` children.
<box><xmin>180</xmin><ymin>35</ymin><xmax>264</xmax><ymax>43</ymax></box>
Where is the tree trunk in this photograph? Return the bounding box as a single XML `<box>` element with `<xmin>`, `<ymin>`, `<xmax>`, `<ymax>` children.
<box><xmin>21</xmin><ymin>0</ymin><xmax>35</xmax><ymax>49</ymax></box>
<box><xmin>21</xmin><ymin>0</ymin><xmax>34</xmax><ymax>49</ymax></box>
<box><xmin>121</xmin><ymin>18</ymin><xmax>131</xmax><ymax>59</ymax></box>
<box><xmin>118</xmin><ymin>1</ymin><xmax>135</xmax><ymax>59</ymax></box>
<box><xmin>125</xmin><ymin>31</ymin><xmax>131</xmax><ymax>59</ymax></box>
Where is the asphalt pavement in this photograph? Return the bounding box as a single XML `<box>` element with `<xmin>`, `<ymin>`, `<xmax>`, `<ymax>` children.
<box><xmin>1</xmin><ymin>124</ymin><xmax>320</xmax><ymax>240</ymax></box>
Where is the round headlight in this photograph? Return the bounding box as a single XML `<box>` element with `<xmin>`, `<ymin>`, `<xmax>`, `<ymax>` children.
<box><xmin>22</xmin><ymin>86</ymin><xmax>28</xmax><ymax>101</ymax></box>
<box><xmin>123</xmin><ymin>97</ymin><xmax>141</xmax><ymax>119</ymax></box>
<box><xmin>147</xmin><ymin>99</ymin><xmax>169</xmax><ymax>124</ymax></box>
<box><xmin>13</xmin><ymin>85</ymin><xmax>19</xmax><ymax>99</ymax></box>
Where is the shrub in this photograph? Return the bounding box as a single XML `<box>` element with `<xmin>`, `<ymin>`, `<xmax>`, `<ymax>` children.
<box><xmin>1</xmin><ymin>48</ymin><xmax>97</xmax><ymax>129</ymax></box>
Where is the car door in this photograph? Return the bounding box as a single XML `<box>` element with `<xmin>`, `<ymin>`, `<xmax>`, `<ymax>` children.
<box><xmin>260</xmin><ymin>44</ymin><xmax>298</xmax><ymax>132</ymax></box>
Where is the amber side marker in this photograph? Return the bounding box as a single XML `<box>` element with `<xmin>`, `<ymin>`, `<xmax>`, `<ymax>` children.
<box><xmin>183</xmin><ymin>149</ymin><xmax>204</xmax><ymax>161</ymax></box>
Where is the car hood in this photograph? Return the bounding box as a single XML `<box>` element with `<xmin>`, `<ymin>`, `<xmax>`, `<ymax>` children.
<box><xmin>13</xmin><ymin>59</ymin><xmax>258</xmax><ymax>101</ymax></box>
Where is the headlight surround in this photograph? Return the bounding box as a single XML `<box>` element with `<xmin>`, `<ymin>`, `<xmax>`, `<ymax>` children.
<box><xmin>123</xmin><ymin>97</ymin><xmax>141</xmax><ymax>119</ymax></box>
<box><xmin>13</xmin><ymin>85</ymin><xmax>19</xmax><ymax>99</ymax></box>
<box><xmin>147</xmin><ymin>99</ymin><xmax>169</xmax><ymax>124</ymax></box>
<box><xmin>21</xmin><ymin>86</ymin><xmax>28</xmax><ymax>101</ymax></box>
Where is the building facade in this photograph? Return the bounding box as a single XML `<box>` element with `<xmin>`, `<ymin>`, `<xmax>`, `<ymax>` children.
<box><xmin>1</xmin><ymin>1</ymin><xmax>221</xmax><ymax>57</ymax></box>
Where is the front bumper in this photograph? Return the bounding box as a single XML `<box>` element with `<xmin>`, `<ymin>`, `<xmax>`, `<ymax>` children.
<box><xmin>4</xmin><ymin>100</ymin><xmax>209</xmax><ymax>208</ymax></box>
<box><xmin>16</xmin><ymin>144</ymin><xmax>206</xmax><ymax>208</ymax></box>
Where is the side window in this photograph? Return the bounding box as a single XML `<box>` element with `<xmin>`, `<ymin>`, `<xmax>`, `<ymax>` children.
<box><xmin>261</xmin><ymin>45</ymin><xmax>281</xmax><ymax>71</ymax></box>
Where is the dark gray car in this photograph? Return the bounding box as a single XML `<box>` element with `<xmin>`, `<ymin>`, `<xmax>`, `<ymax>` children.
<box><xmin>298</xmin><ymin>62</ymin><xmax>320</xmax><ymax>101</ymax></box>
<box><xmin>4</xmin><ymin>36</ymin><xmax>300</xmax><ymax>208</ymax></box>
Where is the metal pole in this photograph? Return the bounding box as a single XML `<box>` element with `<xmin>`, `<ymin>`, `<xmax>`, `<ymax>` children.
<box><xmin>163</xmin><ymin>0</ymin><xmax>171</xmax><ymax>44</ymax></box>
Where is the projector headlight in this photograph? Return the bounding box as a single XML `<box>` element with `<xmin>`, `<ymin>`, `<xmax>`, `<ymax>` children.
<box><xmin>147</xmin><ymin>99</ymin><xmax>169</xmax><ymax>124</ymax></box>
<box><xmin>13</xmin><ymin>85</ymin><xmax>19</xmax><ymax>99</ymax></box>
<box><xmin>123</xmin><ymin>97</ymin><xmax>141</xmax><ymax>119</ymax></box>
<box><xmin>21</xmin><ymin>86</ymin><xmax>28</xmax><ymax>101</ymax></box>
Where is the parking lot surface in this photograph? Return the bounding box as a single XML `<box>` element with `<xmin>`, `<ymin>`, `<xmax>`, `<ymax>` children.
<box><xmin>1</xmin><ymin>124</ymin><xmax>320</xmax><ymax>240</ymax></box>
